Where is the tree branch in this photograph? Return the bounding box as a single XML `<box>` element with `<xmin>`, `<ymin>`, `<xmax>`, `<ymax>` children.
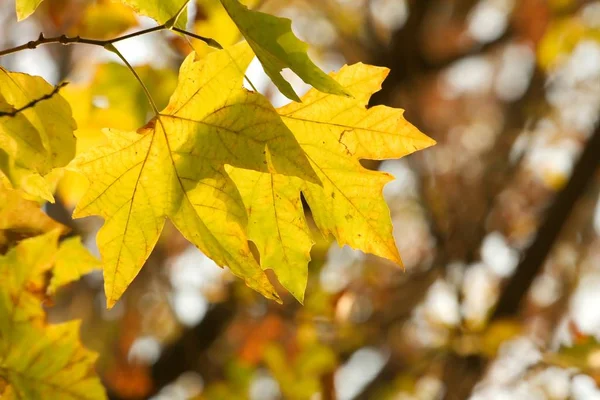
<box><xmin>492</xmin><ymin>123</ymin><xmax>600</xmax><ymax>318</ymax></box>
<box><xmin>0</xmin><ymin>26</ymin><xmax>220</xmax><ymax>59</ymax></box>
<box><xmin>452</xmin><ymin>121</ymin><xmax>600</xmax><ymax>400</ymax></box>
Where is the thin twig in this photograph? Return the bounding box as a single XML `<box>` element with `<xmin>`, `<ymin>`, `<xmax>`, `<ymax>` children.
<box><xmin>0</xmin><ymin>27</ymin><xmax>157</xmax><ymax>58</ymax></box>
<box><xmin>0</xmin><ymin>82</ymin><xmax>68</xmax><ymax>118</ymax></box>
<box><xmin>105</xmin><ymin>44</ymin><xmax>160</xmax><ymax>116</ymax></box>
<box><xmin>0</xmin><ymin>25</ymin><xmax>220</xmax><ymax>59</ymax></box>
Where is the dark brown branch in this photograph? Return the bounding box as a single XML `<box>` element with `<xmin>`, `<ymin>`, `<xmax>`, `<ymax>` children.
<box><xmin>0</xmin><ymin>82</ymin><xmax>68</xmax><ymax>118</ymax></box>
<box><xmin>451</xmin><ymin>122</ymin><xmax>600</xmax><ymax>400</ymax></box>
<box><xmin>492</xmin><ymin>123</ymin><xmax>600</xmax><ymax>318</ymax></box>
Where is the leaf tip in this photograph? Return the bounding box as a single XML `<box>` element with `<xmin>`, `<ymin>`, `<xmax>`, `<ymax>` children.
<box><xmin>106</xmin><ymin>296</ymin><xmax>118</xmax><ymax>309</ymax></box>
<box><xmin>392</xmin><ymin>252</ymin><xmax>405</xmax><ymax>271</ymax></box>
<box><xmin>424</xmin><ymin>136</ymin><xmax>437</xmax><ymax>148</ymax></box>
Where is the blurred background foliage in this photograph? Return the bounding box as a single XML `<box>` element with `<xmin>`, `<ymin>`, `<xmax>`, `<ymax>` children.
<box><xmin>1</xmin><ymin>0</ymin><xmax>600</xmax><ymax>399</ymax></box>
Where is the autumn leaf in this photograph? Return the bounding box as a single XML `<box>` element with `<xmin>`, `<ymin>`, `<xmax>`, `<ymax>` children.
<box><xmin>0</xmin><ymin>230</ymin><xmax>62</xmax><ymax>325</ymax></box>
<box><xmin>219</xmin><ymin>0</ymin><xmax>351</xmax><ymax>102</ymax></box>
<box><xmin>0</xmin><ymin>322</ymin><xmax>106</xmax><ymax>400</ymax></box>
<box><xmin>0</xmin><ymin>229</ymin><xmax>100</xmax><ymax>323</ymax></box>
<box><xmin>0</xmin><ymin>68</ymin><xmax>76</xmax><ymax>202</ymax></box>
<box><xmin>119</xmin><ymin>0</ymin><xmax>188</xmax><ymax>29</ymax></box>
<box><xmin>71</xmin><ymin>42</ymin><xmax>319</xmax><ymax>308</ymax></box>
<box><xmin>0</xmin><ymin>229</ymin><xmax>105</xmax><ymax>400</ymax></box>
<box><xmin>229</xmin><ymin>63</ymin><xmax>435</xmax><ymax>302</ymax></box>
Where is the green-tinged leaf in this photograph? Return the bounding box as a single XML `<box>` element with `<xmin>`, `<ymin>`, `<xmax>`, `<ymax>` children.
<box><xmin>0</xmin><ymin>230</ymin><xmax>99</xmax><ymax>327</ymax></box>
<box><xmin>546</xmin><ymin>335</ymin><xmax>600</xmax><ymax>373</ymax></box>
<box><xmin>119</xmin><ymin>0</ymin><xmax>188</xmax><ymax>29</ymax></box>
<box><xmin>0</xmin><ymin>322</ymin><xmax>106</xmax><ymax>400</ymax></box>
<box><xmin>71</xmin><ymin>42</ymin><xmax>319</xmax><ymax>307</ymax></box>
<box><xmin>0</xmin><ymin>230</ymin><xmax>61</xmax><ymax>327</ymax></box>
<box><xmin>0</xmin><ymin>230</ymin><xmax>106</xmax><ymax>399</ymax></box>
<box><xmin>219</xmin><ymin>0</ymin><xmax>351</xmax><ymax>102</ymax></box>
<box><xmin>14</xmin><ymin>0</ymin><xmax>43</xmax><ymax>20</ymax></box>
<box><xmin>0</xmin><ymin>68</ymin><xmax>76</xmax><ymax>202</ymax></box>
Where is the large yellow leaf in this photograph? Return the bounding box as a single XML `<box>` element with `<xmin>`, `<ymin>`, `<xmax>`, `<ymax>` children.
<box><xmin>71</xmin><ymin>42</ymin><xmax>319</xmax><ymax>307</ymax></box>
<box><xmin>119</xmin><ymin>0</ymin><xmax>188</xmax><ymax>29</ymax></box>
<box><xmin>219</xmin><ymin>0</ymin><xmax>351</xmax><ymax>102</ymax></box>
<box><xmin>0</xmin><ymin>68</ymin><xmax>76</xmax><ymax>202</ymax></box>
<box><xmin>229</xmin><ymin>63</ymin><xmax>435</xmax><ymax>301</ymax></box>
<box><xmin>0</xmin><ymin>230</ymin><xmax>105</xmax><ymax>400</ymax></box>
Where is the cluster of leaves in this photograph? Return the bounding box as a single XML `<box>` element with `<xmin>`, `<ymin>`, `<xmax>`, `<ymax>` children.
<box><xmin>1</xmin><ymin>0</ymin><xmax>434</xmax><ymax>397</ymax></box>
<box><xmin>0</xmin><ymin>189</ymin><xmax>103</xmax><ymax>399</ymax></box>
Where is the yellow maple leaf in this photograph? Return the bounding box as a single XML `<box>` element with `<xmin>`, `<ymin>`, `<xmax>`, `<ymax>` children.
<box><xmin>0</xmin><ymin>230</ymin><xmax>105</xmax><ymax>400</ymax></box>
<box><xmin>71</xmin><ymin>42</ymin><xmax>320</xmax><ymax>308</ymax></box>
<box><xmin>229</xmin><ymin>63</ymin><xmax>436</xmax><ymax>302</ymax></box>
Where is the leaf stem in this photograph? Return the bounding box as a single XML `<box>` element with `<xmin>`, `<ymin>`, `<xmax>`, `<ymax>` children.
<box><xmin>105</xmin><ymin>44</ymin><xmax>160</xmax><ymax>116</ymax></box>
<box><xmin>171</xmin><ymin>27</ymin><xmax>223</xmax><ymax>49</ymax></box>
